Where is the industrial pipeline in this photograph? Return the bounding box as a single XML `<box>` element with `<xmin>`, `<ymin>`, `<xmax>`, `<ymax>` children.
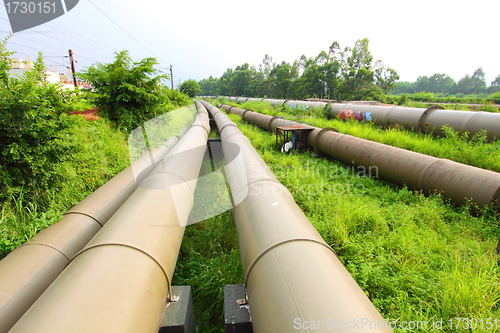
<box><xmin>217</xmin><ymin>103</ymin><xmax>500</xmax><ymax>211</ymax></box>
<box><xmin>200</xmin><ymin>100</ymin><xmax>392</xmax><ymax>332</ymax></box>
<box><xmin>206</xmin><ymin>96</ymin><xmax>500</xmax><ymax>142</ymax></box>
<box><xmin>4</xmin><ymin>104</ymin><xmax>207</xmax><ymax>333</ymax></box>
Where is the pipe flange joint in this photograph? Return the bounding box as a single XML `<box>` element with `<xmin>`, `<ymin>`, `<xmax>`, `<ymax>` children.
<box><xmin>314</xmin><ymin>127</ymin><xmax>339</xmax><ymax>155</ymax></box>
<box><xmin>418</xmin><ymin>105</ymin><xmax>445</xmax><ymax>132</ymax></box>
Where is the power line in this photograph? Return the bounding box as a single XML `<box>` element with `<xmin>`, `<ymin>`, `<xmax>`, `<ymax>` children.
<box><xmin>6</xmin><ymin>41</ymin><xmax>62</xmax><ymax>57</ymax></box>
<box><xmin>0</xmin><ymin>5</ymin><xmax>116</xmax><ymax>56</ymax></box>
<box><xmin>43</xmin><ymin>21</ymin><xmax>117</xmax><ymax>54</ymax></box>
<box><xmin>6</xmin><ymin>36</ymin><xmax>101</xmax><ymax>64</ymax></box>
<box><xmin>0</xmin><ymin>16</ymin><xmax>111</xmax><ymax>60</ymax></box>
<box><xmin>87</xmin><ymin>0</ymin><xmax>169</xmax><ymax>65</ymax></box>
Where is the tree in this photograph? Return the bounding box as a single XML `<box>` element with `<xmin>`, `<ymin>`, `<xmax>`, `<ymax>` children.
<box><xmin>457</xmin><ymin>67</ymin><xmax>487</xmax><ymax>95</ymax></box>
<box><xmin>179</xmin><ymin>79</ymin><xmax>200</xmax><ymax>98</ymax></box>
<box><xmin>198</xmin><ymin>76</ymin><xmax>218</xmax><ymax>95</ymax></box>
<box><xmin>488</xmin><ymin>74</ymin><xmax>500</xmax><ymax>93</ymax></box>
<box><xmin>232</xmin><ymin>63</ymin><xmax>252</xmax><ymax>96</ymax></box>
<box><xmin>195</xmin><ymin>38</ymin><xmax>400</xmax><ymax>102</ymax></box>
<box><xmin>259</xmin><ymin>54</ymin><xmax>274</xmax><ymax>96</ymax></box>
<box><xmin>79</xmin><ymin>50</ymin><xmax>166</xmax><ymax>132</ymax></box>
<box><xmin>374</xmin><ymin>60</ymin><xmax>400</xmax><ymax>93</ymax></box>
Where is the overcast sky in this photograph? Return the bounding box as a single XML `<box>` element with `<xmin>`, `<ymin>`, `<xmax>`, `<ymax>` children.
<box><xmin>1</xmin><ymin>0</ymin><xmax>499</xmax><ymax>88</ymax></box>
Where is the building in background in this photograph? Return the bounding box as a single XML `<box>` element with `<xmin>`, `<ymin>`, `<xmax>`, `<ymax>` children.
<box><xmin>8</xmin><ymin>55</ymin><xmax>81</xmax><ymax>90</ymax></box>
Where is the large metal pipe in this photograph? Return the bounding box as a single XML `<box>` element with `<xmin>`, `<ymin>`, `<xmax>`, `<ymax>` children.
<box><xmin>201</xmin><ymin>100</ymin><xmax>391</xmax><ymax>332</ymax></box>
<box><xmin>220</xmin><ymin>103</ymin><xmax>500</xmax><ymax>210</ymax></box>
<box><xmin>224</xmin><ymin>96</ymin><xmax>500</xmax><ymax>141</ymax></box>
<box><xmin>0</xmin><ymin>109</ymin><xmax>196</xmax><ymax>333</ymax></box>
<box><xmin>8</xmin><ymin>103</ymin><xmax>210</xmax><ymax>333</ymax></box>
<box><xmin>284</xmin><ymin>100</ymin><xmax>327</xmax><ymax>111</ymax></box>
<box><xmin>262</xmin><ymin>98</ymin><xmax>285</xmax><ymax>106</ymax></box>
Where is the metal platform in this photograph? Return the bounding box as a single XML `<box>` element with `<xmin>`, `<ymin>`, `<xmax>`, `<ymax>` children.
<box><xmin>275</xmin><ymin>116</ymin><xmax>315</xmax><ymax>152</ymax></box>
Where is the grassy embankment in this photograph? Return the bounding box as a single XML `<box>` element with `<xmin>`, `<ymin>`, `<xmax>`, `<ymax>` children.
<box><xmin>217</xmin><ymin>98</ymin><xmax>500</xmax><ymax>173</ymax></box>
<box><xmin>219</xmin><ymin>110</ymin><xmax>499</xmax><ymax>332</ymax></box>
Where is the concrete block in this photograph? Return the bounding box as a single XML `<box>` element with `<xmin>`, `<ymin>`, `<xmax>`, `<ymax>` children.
<box><xmin>159</xmin><ymin>286</ymin><xmax>195</xmax><ymax>333</ymax></box>
<box><xmin>224</xmin><ymin>284</ymin><xmax>253</xmax><ymax>333</ymax></box>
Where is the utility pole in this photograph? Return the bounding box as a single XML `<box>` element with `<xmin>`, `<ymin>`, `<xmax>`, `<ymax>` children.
<box><xmin>68</xmin><ymin>49</ymin><xmax>78</xmax><ymax>87</ymax></box>
<box><xmin>169</xmin><ymin>65</ymin><xmax>174</xmax><ymax>90</ymax></box>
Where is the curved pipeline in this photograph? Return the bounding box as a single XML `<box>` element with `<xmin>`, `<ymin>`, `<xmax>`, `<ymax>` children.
<box><xmin>220</xmin><ymin>103</ymin><xmax>500</xmax><ymax>210</ymax></box>
<box><xmin>0</xmin><ymin>108</ymin><xmax>196</xmax><ymax>333</ymax></box>
<box><xmin>8</xmin><ymin>102</ymin><xmax>210</xmax><ymax>333</ymax></box>
<box><xmin>201</xmin><ymin>100</ymin><xmax>391</xmax><ymax>332</ymax></box>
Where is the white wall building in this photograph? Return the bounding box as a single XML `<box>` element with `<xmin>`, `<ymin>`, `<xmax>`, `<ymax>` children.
<box><xmin>8</xmin><ymin>55</ymin><xmax>76</xmax><ymax>90</ymax></box>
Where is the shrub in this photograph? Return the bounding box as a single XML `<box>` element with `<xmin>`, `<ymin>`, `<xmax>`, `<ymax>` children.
<box><xmin>0</xmin><ymin>38</ymin><xmax>76</xmax><ymax>197</ymax></box>
<box><xmin>398</xmin><ymin>93</ymin><xmax>409</xmax><ymax>105</ymax></box>
<box><xmin>79</xmin><ymin>50</ymin><xmax>168</xmax><ymax>132</ymax></box>
<box><xmin>487</xmin><ymin>92</ymin><xmax>500</xmax><ymax>104</ymax></box>
<box><xmin>179</xmin><ymin>79</ymin><xmax>201</xmax><ymax>98</ymax></box>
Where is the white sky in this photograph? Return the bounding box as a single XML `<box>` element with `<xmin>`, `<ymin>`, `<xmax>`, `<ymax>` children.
<box><xmin>1</xmin><ymin>0</ymin><xmax>499</xmax><ymax>88</ymax></box>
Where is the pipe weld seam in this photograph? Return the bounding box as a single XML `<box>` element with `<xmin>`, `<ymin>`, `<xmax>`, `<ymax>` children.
<box><xmin>62</xmin><ymin>211</ymin><xmax>104</xmax><ymax>227</ymax></box>
<box><xmin>244</xmin><ymin>239</ymin><xmax>338</xmax><ymax>284</ymax></box>
<box><xmin>161</xmin><ymin>171</ymin><xmax>197</xmax><ymax>197</ymax></box>
<box><xmin>72</xmin><ymin>243</ymin><xmax>171</xmax><ymax>286</ymax></box>
<box><xmin>267</xmin><ymin>116</ymin><xmax>277</xmax><ymax>132</ymax></box>
<box><xmin>462</xmin><ymin>111</ymin><xmax>483</xmax><ymax>134</ymax></box>
<box><xmin>419</xmin><ymin>105</ymin><xmax>444</xmax><ymax>131</ymax></box>
<box><xmin>419</xmin><ymin>158</ymin><xmax>447</xmax><ymax>191</ymax></box>
<box><xmin>221</xmin><ymin>130</ymin><xmax>245</xmax><ymax>143</ymax></box>
<box><xmin>218</xmin><ymin>122</ymin><xmax>238</xmax><ymax>134</ymax></box>
<box><xmin>19</xmin><ymin>243</ymin><xmax>71</xmax><ymax>261</ymax></box>
<box><xmin>315</xmin><ymin>127</ymin><xmax>339</xmax><ymax>154</ymax></box>
<box><xmin>232</xmin><ymin>178</ymin><xmax>282</xmax><ymax>200</ymax></box>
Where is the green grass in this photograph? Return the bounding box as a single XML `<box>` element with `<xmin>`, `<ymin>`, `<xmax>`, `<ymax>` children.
<box><xmin>223</xmin><ymin>112</ymin><xmax>500</xmax><ymax>333</ymax></box>
<box><xmin>0</xmin><ymin>115</ymin><xmax>130</xmax><ymax>258</ymax></box>
<box><xmin>215</xmin><ymin>98</ymin><xmax>500</xmax><ymax>173</ymax></box>
<box><xmin>173</xmin><ymin>131</ymin><xmax>243</xmax><ymax>332</ymax></box>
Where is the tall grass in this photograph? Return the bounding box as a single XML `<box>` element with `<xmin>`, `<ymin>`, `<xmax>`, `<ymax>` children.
<box><xmin>226</xmin><ymin>112</ymin><xmax>500</xmax><ymax>332</ymax></box>
<box><xmin>173</xmin><ymin>138</ymin><xmax>243</xmax><ymax>332</ymax></box>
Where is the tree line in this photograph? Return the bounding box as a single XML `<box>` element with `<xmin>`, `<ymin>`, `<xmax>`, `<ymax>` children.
<box><xmin>198</xmin><ymin>38</ymin><xmax>400</xmax><ymax>102</ymax></box>
<box><xmin>392</xmin><ymin>69</ymin><xmax>500</xmax><ymax>96</ymax></box>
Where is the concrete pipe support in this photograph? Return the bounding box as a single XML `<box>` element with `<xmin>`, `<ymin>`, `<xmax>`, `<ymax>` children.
<box><xmin>8</xmin><ymin>105</ymin><xmax>209</xmax><ymax>333</ymax></box>
<box><xmin>200</xmin><ymin>101</ymin><xmax>391</xmax><ymax>333</ymax></box>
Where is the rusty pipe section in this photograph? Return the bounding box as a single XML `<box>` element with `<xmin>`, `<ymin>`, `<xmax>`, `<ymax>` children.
<box><xmin>309</xmin><ymin>129</ymin><xmax>500</xmax><ymax>208</ymax></box>
<box><xmin>222</xmin><ymin>96</ymin><xmax>500</xmax><ymax>141</ymax></box>
<box><xmin>201</xmin><ymin>100</ymin><xmax>391</xmax><ymax>332</ymax></box>
<box><xmin>219</xmin><ymin>103</ymin><xmax>500</xmax><ymax>210</ymax></box>
<box><xmin>220</xmin><ymin>104</ymin><xmax>278</xmax><ymax>132</ymax></box>
<box><xmin>0</xmin><ymin>112</ymin><xmax>195</xmax><ymax>333</ymax></box>
<box><xmin>329</xmin><ymin>103</ymin><xmax>500</xmax><ymax>141</ymax></box>
<box><xmin>9</xmin><ymin>104</ymin><xmax>210</xmax><ymax>333</ymax></box>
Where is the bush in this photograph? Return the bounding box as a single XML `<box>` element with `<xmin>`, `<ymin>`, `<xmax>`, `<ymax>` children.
<box><xmin>179</xmin><ymin>79</ymin><xmax>201</xmax><ymax>98</ymax></box>
<box><xmin>487</xmin><ymin>92</ymin><xmax>500</xmax><ymax>104</ymax></box>
<box><xmin>0</xmin><ymin>39</ymin><xmax>77</xmax><ymax>197</ymax></box>
<box><xmin>397</xmin><ymin>93</ymin><xmax>409</xmax><ymax>105</ymax></box>
<box><xmin>79</xmin><ymin>50</ymin><xmax>169</xmax><ymax>133</ymax></box>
